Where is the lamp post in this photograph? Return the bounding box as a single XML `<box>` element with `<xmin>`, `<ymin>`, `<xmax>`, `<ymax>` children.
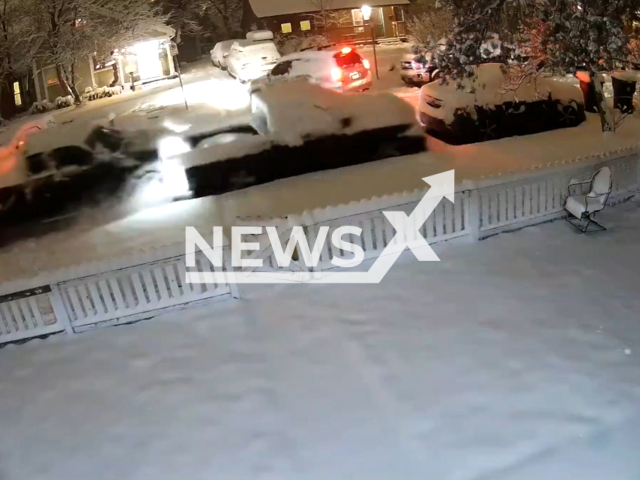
<box><xmin>361</xmin><ymin>5</ymin><xmax>379</xmax><ymax>79</ymax></box>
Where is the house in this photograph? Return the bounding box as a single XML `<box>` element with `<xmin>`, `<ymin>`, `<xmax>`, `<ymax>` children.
<box><xmin>243</xmin><ymin>0</ymin><xmax>410</xmax><ymax>44</ymax></box>
<box><xmin>31</xmin><ymin>25</ymin><xmax>176</xmax><ymax>105</ymax></box>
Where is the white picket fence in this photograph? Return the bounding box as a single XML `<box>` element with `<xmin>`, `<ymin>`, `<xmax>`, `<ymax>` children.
<box><xmin>248</xmin><ymin>152</ymin><xmax>639</xmax><ymax>272</ymax></box>
<box><xmin>1</xmin><ymin>252</ymin><xmax>239</xmax><ymax>344</ymax></box>
<box><xmin>1</xmin><ymin>151</ymin><xmax>638</xmax><ymax>346</ymax></box>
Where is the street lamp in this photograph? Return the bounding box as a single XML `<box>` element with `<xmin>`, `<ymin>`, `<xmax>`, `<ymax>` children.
<box><xmin>361</xmin><ymin>5</ymin><xmax>378</xmax><ymax>79</ymax></box>
<box><xmin>361</xmin><ymin>5</ymin><xmax>372</xmax><ymax>21</ymax></box>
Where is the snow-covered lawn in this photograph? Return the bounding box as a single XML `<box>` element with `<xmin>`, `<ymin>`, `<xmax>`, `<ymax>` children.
<box><xmin>2</xmin><ymin>201</ymin><xmax>640</xmax><ymax>480</ymax></box>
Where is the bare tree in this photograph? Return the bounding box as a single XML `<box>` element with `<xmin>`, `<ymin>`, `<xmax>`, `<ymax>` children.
<box><xmin>205</xmin><ymin>0</ymin><xmax>243</xmax><ymax>37</ymax></box>
<box><xmin>161</xmin><ymin>0</ymin><xmax>206</xmax><ymax>44</ymax></box>
<box><xmin>22</xmin><ymin>0</ymin><xmax>165</xmax><ymax>104</ymax></box>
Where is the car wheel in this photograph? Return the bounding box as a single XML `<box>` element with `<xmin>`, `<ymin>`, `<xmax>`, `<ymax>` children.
<box><xmin>561</xmin><ymin>102</ymin><xmax>579</xmax><ymax>126</ymax></box>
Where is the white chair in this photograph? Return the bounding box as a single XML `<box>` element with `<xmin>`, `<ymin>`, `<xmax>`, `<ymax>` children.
<box><xmin>564</xmin><ymin>167</ymin><xmax>612</xmax><ymax>233</ymax></box>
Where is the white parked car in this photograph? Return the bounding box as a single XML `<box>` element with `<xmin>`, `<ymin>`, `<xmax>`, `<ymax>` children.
<box><xmin>418</xmin><ymin>63</ymin><xmax>585</xmax><ymax>144</ymax></box>
<box><xmin>254</xmin><ymin>46</ymin><xmax>373</xmax><ymax>93</ymax></box>
<box><xmin>210</xmin><ymin>39</ymin><xmax>238</xmax><ymax>70</ymax></box>
<box><xmin>226</xmin><ymin>39</ymin><xmax>281</xmax><ymax>83</ymax></box>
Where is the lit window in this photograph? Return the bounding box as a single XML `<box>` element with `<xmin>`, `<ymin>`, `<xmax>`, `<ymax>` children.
<box><xmin>300</xmin><ymin>20</ymin><xmax>311</xmax><ymax>31</ymax></box>
<box><xmin>13</xmin><ymin>81</ymin><xmax>21</xmax><ymax>106</ymax></box>
<box><xmin>281</xmin><ymin>23</ymin><xmax>292</xmax><ymax>33</ymax></box>
<box><xmin>351</xmin><ymin>9</ymin><xmax>364</xmax><ymax>26</ymax></box>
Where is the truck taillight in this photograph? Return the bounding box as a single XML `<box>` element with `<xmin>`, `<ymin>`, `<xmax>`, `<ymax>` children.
<box><xmin>331</xmin><ymin>67</ymin><xmax>342</xmax><ymax>82</ymax></box>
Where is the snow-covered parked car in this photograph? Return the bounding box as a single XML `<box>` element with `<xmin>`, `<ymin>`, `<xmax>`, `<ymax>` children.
<box><xmin>226</xmin><ymin>36</ymin><xmax>281</xmax><ymax>83</ymax></box>
<box><xmin>400</xmin><ymin>52</ymin><xmax>441</xmax><ymax>86</ymax></box>
<box><xmin>0</xmin><ymin>120</ymin><xmax>50</xmax><ymax>209</ymax></box>
<box><xmin>0</xmin><ymin>117</ymin><xmax>135</xmax><ymax>224</ymax></box>
<box><xmin>210</xmin><ymin>39</ymin><xmax>239</xmax><ymax>70</ymax></box>
<box><xmin>147</xmin><ymin>80</ymin><xmax>426</xmax><ymax>197</ymax></box>
<box><xmin>419</xmin><ymin>63</ymin><xmax>586</xmax><ymax>145</ymax></box>
<box><xmin>254</xmin><ymin>46</ymin><xmax>373</xmax><ymax>93</ymax></box>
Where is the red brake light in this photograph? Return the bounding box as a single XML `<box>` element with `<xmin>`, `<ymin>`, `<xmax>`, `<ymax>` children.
<box><xmin>363</xmin><ymin>59</ymin><xmax>370</xmax><ymax>70</ymax></box>
<box><xmin>331</xmin><ymin>67</ymin><xmax>342</xmax><ymax>82</ymax></box>
<box><xmin>341</xmin><ymin>47</ymin><xmax>352</xmax><ymax>54</ymax></box>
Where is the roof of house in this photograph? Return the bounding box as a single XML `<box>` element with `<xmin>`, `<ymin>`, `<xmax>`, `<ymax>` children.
<box><xmin>248</xmin><ymin>0</ymin><xmax>409</xmax><ymax>18</ymax></box>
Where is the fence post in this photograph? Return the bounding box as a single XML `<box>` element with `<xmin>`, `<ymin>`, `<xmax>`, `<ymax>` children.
<box><xmin>468</xmin><ymin>189</ymin><xmax>481</xmax><ymax>242</ymax></box>
<box><xmin>49</xmin><ymin>284</ymin><xmax>75</xmax><ymax>335</ymax></box>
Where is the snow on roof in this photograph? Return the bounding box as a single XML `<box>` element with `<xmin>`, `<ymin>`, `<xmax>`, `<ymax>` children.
<box><xmin>248</xmin><ymin>0</ymin><xmax>408</xmax><ymax>18</ymax></box>
<box><xmin>251</xmin><ymin>79</ymin><xmax>418</xmax><ymax>146</ymax></box>
<box><xmin>421</xmin><ymin>64</ymin><xmax>584</xmax><ymax>123</ymax></box>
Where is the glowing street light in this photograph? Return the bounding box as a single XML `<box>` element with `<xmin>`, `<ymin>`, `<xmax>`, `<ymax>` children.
<box><xmin>361</xmin><ymin>4</ymin><xmax>372</xmax><ymax>21</ymax></box>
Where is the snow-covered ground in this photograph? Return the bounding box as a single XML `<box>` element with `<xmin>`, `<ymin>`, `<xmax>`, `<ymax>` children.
<box><xmin>17</xmin><ymin>59</ymin><xmax>251</xmax><ymax>134</ymax></box>
<box><xmin>2</xmin><ymin>200</ymin><xmax>640</xmax><ymax>480</ymax></box>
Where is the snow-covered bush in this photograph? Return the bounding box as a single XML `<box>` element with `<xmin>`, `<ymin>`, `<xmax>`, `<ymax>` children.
<box><xmin>55</xmin><ymin>95</ymin><xmax>75</xmax><ymax>109</ymax></box>
<box><xmin>82</xmin><ymin>85</ymin><xmax>124</xmax><ymax>102</ymax></box>
<box><xmin>274</xmin><ymin>32</ymin><xmax>329</xmax><ymax>56</ymax></box>
<box><xmin>29</xmin><ymin>100</ymin><xmax>55</xmax><ymax>114</ymax></box>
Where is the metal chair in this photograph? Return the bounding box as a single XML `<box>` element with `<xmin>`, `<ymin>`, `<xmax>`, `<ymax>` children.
<box><xmin>564</xmin><ymin>167</ymin><xmax>612</xmax><ymax>233</ymax></box>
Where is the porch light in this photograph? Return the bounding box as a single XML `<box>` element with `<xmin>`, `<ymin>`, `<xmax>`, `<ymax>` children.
<box><xmin>134</xmin><ymin>40</ymin><xmax>162</xmax><ymax>80</ymax></box>
<box><xmin>361</xmin><ymin>5</ymin><xmax>372</xmax><ymax>21</ymax></box>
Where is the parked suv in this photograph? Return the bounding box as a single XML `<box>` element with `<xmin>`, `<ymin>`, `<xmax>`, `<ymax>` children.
<box><xmin>210</xmin><ymin>39</ymin><xmax>239</xmax><ymax>70</ymax></box>
<box><xmin>226</xmin><ymin>40</ymin><xmax>281</xmax><ymax>83</ymax></box>
<box><xmin>256</xmin><ymin>46</ymin><xmax>373</xmax><ymax>93</ymax></box>
<box><xmin>400</xmin><ymin>52</ymin><xmax>441</xmax><ymax>86</ymax></box>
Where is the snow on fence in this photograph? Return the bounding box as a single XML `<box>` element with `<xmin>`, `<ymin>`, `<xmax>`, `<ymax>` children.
<box><xmin>250</xmin><ymin>151</ymin><xmax>639</xmax><ymax>273</ymax></box>
<box><xmin>1</xmin><ymin>250</ymin><xmax>239</xmax><ymax>345</ymax></box>
<box><xmin>57</xmin><ymin>253</ymin><xmax>237</xmax><ymax>333</ymax></box>
<box><xmin>1</xmin><ymin>150</ymin><xmax>638</xmax><ymax>345</ymax></box>
<box><xmin>0</xmin><ymin>286</ymin><xmax>70</xmax><ymax>344</ymax></box>
<box><xmin>473</xmin><ymin>153</ymin><xmax>638</xmax><ymax>238</ymax></box>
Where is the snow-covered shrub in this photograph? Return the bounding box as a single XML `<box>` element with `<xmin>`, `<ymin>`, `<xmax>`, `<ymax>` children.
<box><xmin>481</xmin><ymin>34</ymin><xmax>502</xmax><ymax>59</ymax></box>
<box><xmin>29</xmin><ymin>100</ymin><xmax>55</xmax><ymax>114</ymax></box>
<box><xmin>82</xmin><ymin>85</ymin><xmax>124</xmax><ymax>101</ymax></box>
<box><xmin>54</xmin><ymin>95</ymin><xmax>75</xmax><ymax>109</ymax></box>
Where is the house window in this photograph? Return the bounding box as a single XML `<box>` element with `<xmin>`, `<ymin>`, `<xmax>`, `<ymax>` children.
<box><xmin>351</xmin><ymin>9</ymin><xmax>365</xmax><ymax>33</ymax></box>
<box><xmin>300</xmin><ymin>20</ymin><xmax>311</xmax><ymax>31</ymax></box>
<box><xmin>281</xmin><ymin>23</ymin><xmax>292</xmax><ymax>33</ymax></box>
<box><xmin>13</xmin><ymin>81</ymin><xmax>21</xmax><ymax>106</ymax></box>
<box><xmin>351</xmin><ymin>9</ymin><xmax>364</xmax><ymax>26</ymax></box>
